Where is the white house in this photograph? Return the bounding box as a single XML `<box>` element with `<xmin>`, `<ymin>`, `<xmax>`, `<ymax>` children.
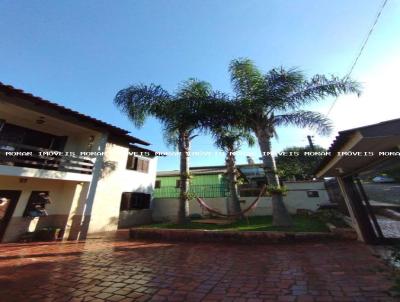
<box><xmin>0</xmin><ymin>82</ymin><xmax>157</xmax><ymax>242</ymax></box>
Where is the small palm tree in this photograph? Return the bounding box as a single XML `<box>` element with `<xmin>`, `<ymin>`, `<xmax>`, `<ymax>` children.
<box><xmin>114</xmin><ymin>78</ymin><xmax>217</xmax><ymax>224</ymax></box>
<box><xmin>211</xmin><ymin>126</ymin><xmax>255</xmax><ymax>219</ymax></box>
<box><xmin>227</xmin><ymin>58</ymin><xmax>361</xmax><ymax>226</ymax></box>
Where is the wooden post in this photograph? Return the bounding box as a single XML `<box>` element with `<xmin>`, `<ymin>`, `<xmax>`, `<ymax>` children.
<box><xmin>337</xmin><ymin>177</ymin><xmax>363</xmax><ymax>240</ymax></box>
<box><xmin>337</xmin><ymin>176</ymin><xmax>377</xmax><ymax>243</ymax></box>
<box><xmin>355</xmin><ymin>177</ymin><xmax>384</xmax><ymax>240</ymax></box>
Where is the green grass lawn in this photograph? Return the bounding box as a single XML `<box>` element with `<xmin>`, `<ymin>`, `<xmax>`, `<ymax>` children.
<box><xmin>141</xmin><ymin>215</ymin><xmax>329</xmax><ymax>232</ymax></box>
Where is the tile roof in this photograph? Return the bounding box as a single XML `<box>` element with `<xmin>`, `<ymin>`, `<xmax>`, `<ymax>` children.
<box><xmin>0</xmin><ymin>82</ymin><xmax>150</xmax><ymax>146</ymax></box>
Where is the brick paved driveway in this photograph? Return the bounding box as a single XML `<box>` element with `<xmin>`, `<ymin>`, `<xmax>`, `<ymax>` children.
<box><xmin>0</xmin><ymin>240</ymin><xmax>396</xmax><ymax>302</ymax></box>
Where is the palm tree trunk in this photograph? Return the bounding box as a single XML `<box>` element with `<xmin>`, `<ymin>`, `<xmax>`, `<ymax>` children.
<box><xmin>226</xmin><ymin>149</ymin><xmax>243</xmax><ymax>220</ymax></box>
<box><xmin>177</xmin><ymin>131</ymin><xmax>190</xmax><ymax>224</ymax></box>
<box><xmin>255</xmin><ymin>126</ymin><xmax>293</xmax><ymax>227</ymax></box>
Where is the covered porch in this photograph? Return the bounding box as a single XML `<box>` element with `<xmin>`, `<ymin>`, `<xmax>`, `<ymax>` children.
<box><xmin>0</xmin><ymin>175</ymin><xmax>93</xmax><ymax>243</ymax></box>
<box><xmin>316</xmin><ymin>118</ymin><xmax>400</xmax><ymax>244</ymax></box>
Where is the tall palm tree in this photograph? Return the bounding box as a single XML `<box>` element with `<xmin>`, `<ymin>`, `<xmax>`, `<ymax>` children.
<box><xmin>114</xmin><ymin>78</ymin><xmax>217</xmax><ymax>224</ymax></box>
<box><xmin>210</xmin><ymin>126</ymin><xmax>255</xmax><ymax>218</ymax></box>
<box><xmin>227</xmin><ymin>58</ymin><xmax>361</xmax><ymax>226</ymax></box>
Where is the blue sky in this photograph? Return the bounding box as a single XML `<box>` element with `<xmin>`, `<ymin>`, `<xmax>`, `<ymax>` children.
<box><xmin>1</xmin><ymin>0</ymin><xmax>399</xmax><ymax>170</ymax></box>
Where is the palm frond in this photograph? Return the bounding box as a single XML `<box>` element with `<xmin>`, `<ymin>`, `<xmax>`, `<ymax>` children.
<box><xmin>285</xmin><ymin>75</ymin><xmax>362</xmax><ymax>110</ymax></box>
<box><xmin>259</xmin><ymin>67</ymin><xmax>305</xmax><ymax>110</ymax></box>
<box><xmin>229</xmin><ymin>58</ymin><xmax>264</xmax><ymax>99</ymax></box>
<box><xmin>162</xmin><ymin>127</ymin><xmax>180</xmax><ymax>149</ymax></box>
<box><xmin>211</xmin><ymin>126</ymin><xmax>255</xmax><ymax>153</ymax></box>
<box><xmin>166</xmin><ymin>78</ymin><xmax>218</xmax><ymax>131</ymax></box>
<box><xmin>114</xmin><ymin>84</ymin><xmax>171</xmax><ymax>127</ymax></box>
<box><xmin>195</xmin><ymin>90</ymin><xmax>236</xmax><ymax>130</ymax></box>
<box><xmin>176</xmin><ymin>78</ymin><xmax>212</xmax><ymax>99</ymax></box>
<box><xmin>274</xmin><ymin>110</ymin><xmax>333</xmax><ymax>136</ymax></box>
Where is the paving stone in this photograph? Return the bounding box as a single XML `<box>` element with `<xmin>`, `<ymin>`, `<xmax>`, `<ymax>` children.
<box><xmin>107</xmin><ymin>294</ymin><xmax>126</xmax><ymax>301</ymax></box>
<box><xmin>93</xmin><ymin>292</ymin><xmax>113</xmax><ymax>299</ymax></box>
<box><xmin>0</xmin><ymin>239</ymin><xmax>395</xmax><ymax>301</ymax></box>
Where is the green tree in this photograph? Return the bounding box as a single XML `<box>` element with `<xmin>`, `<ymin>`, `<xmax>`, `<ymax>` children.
<box><xmin>114</xmin><ymin>79</ymin><xmax>219</xmax><ymax>224</ymax></box>
<box><xmin>210</xmin><ymin>126</ymin><xmax>255</xmax><ymax>218</ymax></box>
<box><xmin>276</xmin><ymin>146</ymin><xmax>327</xmax><ymax>181</ymax></box>
<box><xmin>226</xmin><ymin>58</ymin><xmax>361</xmax><ymax>226</ymax></box>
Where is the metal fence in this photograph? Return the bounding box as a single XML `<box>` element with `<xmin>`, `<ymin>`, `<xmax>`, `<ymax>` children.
<box><xmin>154</xmin><ymin>184</ymin><xmax>230</xmax><ymax>198</ymax></box>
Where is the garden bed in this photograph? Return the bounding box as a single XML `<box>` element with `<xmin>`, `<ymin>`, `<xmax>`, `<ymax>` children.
<box><xmin>140</xmin><ymin>215</ymin><xmax>329</xmax><ymax>232</ymax></box>
<box><xmin>130</xmin><ymin>215</ymin><xmax>356</xmax><ymax>243</ymax></box>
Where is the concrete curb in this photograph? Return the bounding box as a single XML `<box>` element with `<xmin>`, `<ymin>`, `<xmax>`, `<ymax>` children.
<box><xmin>129</xmin><ymin>227</ymin><xmax>351</xmax><ymax>244</ymax></box>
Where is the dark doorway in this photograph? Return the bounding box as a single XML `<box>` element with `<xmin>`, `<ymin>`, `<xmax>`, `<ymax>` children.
<box><xmin>0</xmin><ymin>190</ymin><xmax>21</xmax><ymax>242</ymax></box>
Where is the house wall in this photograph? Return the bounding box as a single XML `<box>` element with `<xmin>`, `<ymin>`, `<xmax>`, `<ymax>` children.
<box><xmin>0</xmin><ymin>165</ymin><xmax>93</xmax><ymax>183</ymax></box>
<box><xmin>0</xmin><ymin>95</ymin><xmax>157</xmax><ymax>241</ymax></box>
<box><xmin>152</xmin><ymin>181</ymin><xmax>330</xmax><ymax>222</ymax></box>
<box><xmin>86</xmin><ymin>142</ymin><xmax>157</xmax><ymax>236</ymax></box>
<box><xmin>1</xmin><ymin>139</ymin><xmax>158</xmax><ymax>242</ymax></box>
<box><xmin>118</xmin><ymin>209</ymin><xmax>153</xmax><ymax>228</ymax></box>
<box><xmin>0</xmin><ymin>175</ymin><xmax>84</xmax><ymax>242</ymax></box>
<box><xmin>152</xmin><ymin>197</ymin><xmax>228</xmax><ymax>222</ymax></box>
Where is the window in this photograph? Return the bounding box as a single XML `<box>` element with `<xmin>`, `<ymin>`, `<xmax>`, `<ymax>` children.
<box><xmin>175</xmin><ymin>180</ymin><xmax>181</xmax><ymax>188</ymax></box>
<box><xmin>155</xmin><ymin>180</ymin><xmax>161</xmax><ymax>188</ymax></box>
<box><xmin>120</xmin><ymin>192</ymin><xmax>151</xmax><ymax>211</ymax></box>
<box><xmin>307</xmin><ymin>190</ymin><xmax>319</xmax><ymax>198</ymax></box>
<box><xmin>126</xmin><ymin>155</ymin><xmax>149</xmax><ymax>173</ymax></box>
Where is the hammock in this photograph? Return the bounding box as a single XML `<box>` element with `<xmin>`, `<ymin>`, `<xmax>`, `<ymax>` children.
<box><xmin>195</xmin><ymin>185</ymin><xmax>267</xmax><ymax>218</ymax></box>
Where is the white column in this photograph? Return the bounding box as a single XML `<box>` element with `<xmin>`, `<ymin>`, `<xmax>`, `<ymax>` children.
<box><xmin>79</xmin><ymin>132</ymin><xmax>108</xmax><ymax>239</ymax></box>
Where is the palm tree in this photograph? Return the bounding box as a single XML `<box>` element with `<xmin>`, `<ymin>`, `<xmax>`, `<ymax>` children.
<box><xmin>227</xmin><ymin>58</ymin><xmax>361</xmax><ymax>227</ymax></box>
<box><xmin>210</xmin><ymin>126</ymin><xmax>255</xmax><ymax>218</ymax></box>
<box><xmin>114</xmin><ymin>78</ymin><xmax>217</xmax><ymax>224</ymax></box>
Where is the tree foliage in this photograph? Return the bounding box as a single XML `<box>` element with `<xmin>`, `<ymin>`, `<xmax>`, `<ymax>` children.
<box><xmin>227</xmin><ymin>58</ymin><xmax>361</xmax><ymax>136</ymax></box>
<box><xmin>275</xmin><ymin>146</ymin><xmax>327</xmax><ymax>181</ymax></box>
<box><xmin>114</xmin><ymin>78</ymin><xmax>224</xmax><ymax>223</ymax></box>
<box><xmin>114</xmin><ymin>78</ymin><xmax>224</xmax><ymax>146</ymax></box>
<box><xmin>211</xmin><ymin>126</ymin><xmax>255</xmax><ymax>154</ymax></box>
<box><xmin>224</xmin><ymin>58</ymin><xmax>361</xmax><ymax>227</ymax></box>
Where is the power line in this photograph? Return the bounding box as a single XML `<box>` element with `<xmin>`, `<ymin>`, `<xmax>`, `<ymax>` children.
<box><xmin>326</xmin><ymin>0</ymin><xmax>389</xmax><ymax>116</ymax></box>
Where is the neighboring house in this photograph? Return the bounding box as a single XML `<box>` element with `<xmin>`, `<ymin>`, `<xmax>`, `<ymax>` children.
<box><xmin>153</xmin><ymin>164</ymin><xmax>330</xmax><ymax>222</ymax></box>
<box><xmin>155</xmin><ymin>166</ymin><xmax>232</xmax><ymax>198</ymax></box>
<box><xmin>154</xmin><ymin>164</ymin><xmax>264</xmax><ymax>199</ymax></box>
<box><xmin>0</xmin><ymin>82</ymin><xmax>157</xmax><ymax>242</ymax></box>
<box><xmin>236</xmin><ymin>164</ymin><xmax>266</xmax><ymax>196</ymax></box>
<box><xmin>236</xmin><ymin>163</ymin><xmax>265</xmax><ymax>185</ymax></box>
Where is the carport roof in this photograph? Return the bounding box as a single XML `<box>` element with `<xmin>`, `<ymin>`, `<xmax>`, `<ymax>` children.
<box><xmin>315</xmin><ymin>118</ymin><xmax>400</xmax><ymax>178</ymax></box>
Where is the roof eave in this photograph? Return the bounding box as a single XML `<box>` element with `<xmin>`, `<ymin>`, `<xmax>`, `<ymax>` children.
<box><xmin>0</xmin><ymin>82</ymin><xmax>151</xmax><ymax>146</ymax></box>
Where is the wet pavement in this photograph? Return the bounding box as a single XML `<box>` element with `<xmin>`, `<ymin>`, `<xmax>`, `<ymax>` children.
<box><xmin>0</xmin><ymin>239</ymin><xmax>396</xmax><ymax>301</ymax></box>
<box><xmin>376</xmin><ymin>215</ymin><xmax>400</xmax><ymax>239</ymax></box>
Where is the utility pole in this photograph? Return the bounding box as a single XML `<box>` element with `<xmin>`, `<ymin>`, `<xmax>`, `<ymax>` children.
<box><xmin>307</xmin><ymin>135</ymin><xmax>315</xmax><ymax>151</ymax></box>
